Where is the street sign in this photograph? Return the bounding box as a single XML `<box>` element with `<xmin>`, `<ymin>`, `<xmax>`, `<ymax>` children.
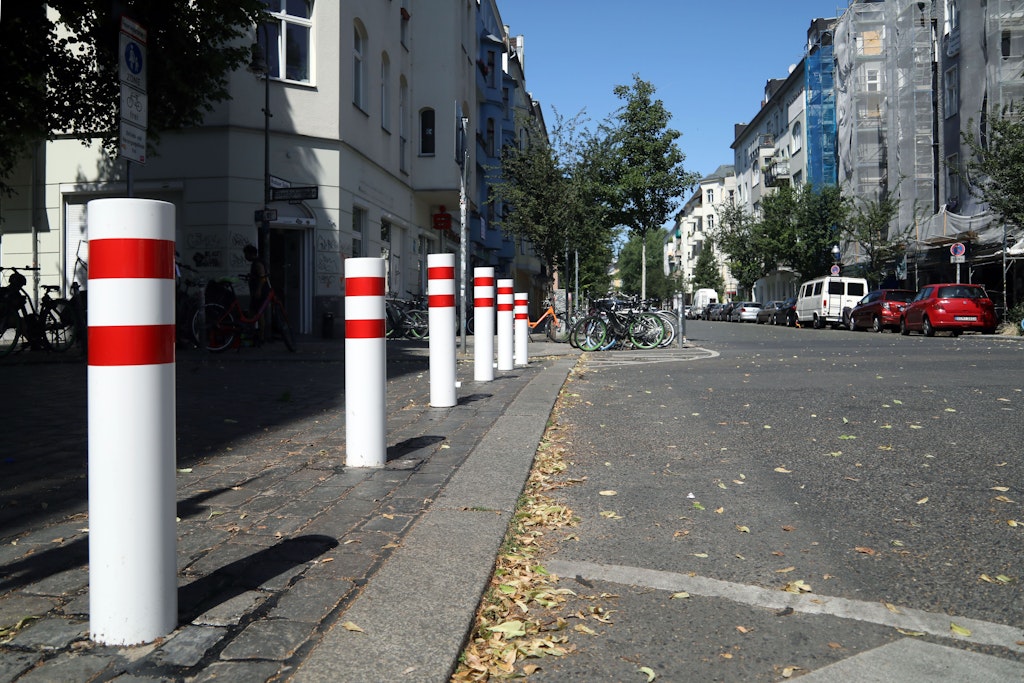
<box><xmin>255</xmin><ymin>209</ymin><xmax>278</xmax><ymax>223</ymax></box>
<box><xmin>830</xmin><ymin>264</ymin><xmax>841</xmax><ymax>275</ymax></box>
<box><xmin>120</xmin><ymin>85</ymin><xmax>147</xmax><ymax>127</ymax></box>
<box><xmin>270</xmin><ymin>186</ymin><xmax>318</xmax><ymax>202</ymax></box>
<box><xmin>950</xmin><ymin>242</ymin><xmax>966</xmax><ymax>257</ymax></box>
<box><xmin>118</xmin><ymin>20</ymin><xmax>147</xmax><ymax>91</ymax></box>
<box><xmin>951</xmin><ymin>255</ymin><xmax>966</xmax><ymax>263</ymax></box>
<box><xmin>119</xmin><ymin>121</ymin><xmax>146</xmax><ymax>163</ymax></box>
<box><xmin>433</xmin><ymin>212</ymin><xmax>452</xmax><ymax>230</ymax></box>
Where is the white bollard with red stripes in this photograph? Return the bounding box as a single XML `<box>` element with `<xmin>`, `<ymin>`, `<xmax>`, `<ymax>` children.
<box><xmin>87</xmin><ymin>198</ymin><xmax>178</xmax><ymax>645</ymax></box>
<box><xmin>428</xmin><ymin>253</ymin><xmax>457</xmax><ymax>407</ymax></box>
<box><xmin>473</xmin><ymin>267</ymin><xmax>495</xmax><ymax>382</ymax></box>
<box><xmin>496</xmin><ymin>278</ymin><xmax>514</xmax><ymax>371</ymax></box>
<box><xmin>514</xmin><ymin>292</ymin><xmax>529</xmax><ymax>367</ymax></box>
<box><xmin>345</xmin><ymin>257</ymin><xmax>387</xmax><ymax>467</ymax></box>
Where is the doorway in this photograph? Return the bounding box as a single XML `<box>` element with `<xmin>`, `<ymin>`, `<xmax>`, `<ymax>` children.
<box><xmin>269</xmin><ymin>227</ymin><xmax>309</xmax><ymax>334</ymax></box>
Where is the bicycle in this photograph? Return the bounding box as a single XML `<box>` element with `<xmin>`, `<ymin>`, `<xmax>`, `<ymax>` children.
<box><xmin>569</xmin><ymin>297</ymin><xmax>666</xmax><ymax>351</ymax></box>
<box><xmin>191</xmin><ymin>275</ymin><xmax>296</xmax><ymax>352</ymax></box>
<box><xmin>528</xmin><ymin>299</ymin><xmax>570</xmax><ymax>343</ymax></box>
<box><xmin>1</xmin><ymin>266</ymin><xmax>80</xmax><ymax>358</ymax></box>
<box><xmin>385</xmin><ymin>293</ymin><xmax>429</xmax><ymax>340</ymax></box>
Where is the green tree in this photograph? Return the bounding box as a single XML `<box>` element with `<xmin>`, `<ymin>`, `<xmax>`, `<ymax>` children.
<box><xmin>787</xmin><ymin>184</ymin><xmax>848</xmax><ymax>279</ymax></box>
<box><xmin>841</xmin><ymin>193</ymin><xmax>908</xmax><ymax>287</ymax></box>
<box><xmin>607</xmin><ymin>75</ymin><xmax>699</xmax><ymax>299</ymax></box>
<box><xmin>962</xmin><ymin>109</ymin><xmax>1024</xmax><ymax>229</ymax></box>
<box><xmin>617</xmin><ymin>228</ymin><xmax>672</xmax><ymax>302</ymax></box>
<box><xmin>715</xmin><ymin>199</ymin><xmax>769</xmax><ymax>297</ymax></box>
<box><xmin>0</xmin><ymin>0</ymin><xmax>265</xmax><ymax>195</ymax></box>
<box><xmin>690</xmin><ymin>239</ymin><xmax>724</xmax><ymax>295</ymax></box>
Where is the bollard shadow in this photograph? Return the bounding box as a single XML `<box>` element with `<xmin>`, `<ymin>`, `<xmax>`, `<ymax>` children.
<box><xmin>457</xmin><ymin>393</ymin><xmax>492</xmax><ymax>405</ymax></box>
<box><xmin>0</xmin><ymin>488</ymin><xmax>253</xmax><ymax>598</ymax></box>
<box><xmin>386</xmin><ymin>435</ymin><xmax>445</xmax><ymax>462</ymax></box>
<box><xmin>178</xmin><ymin>534</ymin><xmax>338</xmax><ymax>622</ymax></box>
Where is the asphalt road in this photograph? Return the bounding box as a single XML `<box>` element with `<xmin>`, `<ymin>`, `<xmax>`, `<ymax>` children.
<box><xmin>525</xmin><ymin>320</ymin><xmax>1024</xmax><ymax>681</ymax></box>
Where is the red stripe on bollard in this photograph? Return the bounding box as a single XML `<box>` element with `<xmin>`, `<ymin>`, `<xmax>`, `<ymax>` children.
<box><xmin>475</xmin><ymin>277</ymin><xmax>495</xmax><ymax>287</ymax></box>
<box><xmin>474</xmin><ymin>297</ymin><xmax>494</xmax><ymax>307</ymax></box>
<box><xmin>428</xmin><ymin>266</ymin><xmax>456</xmax><ymax>280</ymax></box>
<box><xmin>515</xmin><ymin>312</ymin><xmax>528</xmax><ymax>320</ymax></box>
<box><xmin>497</xmin><ymin>304</ymin><xmax>514</xmax><ymax>311</ymax></box>
<box><xmin>346</xmin><ymin>318</ymin><xmax>387</xmax><ymax>338</ymax></box>
<box><xmin>347</xmin><ymin>277</ymin><xmax>386</xmax><ymax>296</ymax></box>
<box><xmin>88</xmin><ymin>325</ymin><xmax>176</xmax><ymax>366</ymax></box>
<box><xmin>429</xmin><ymin>294</ymin><xmax>456</xmax><ymax>307</ymax></box>
<box><xmin>90</xmin><ymin>239</ymin><xmax>176</xmax><ymax>280</ymax></box>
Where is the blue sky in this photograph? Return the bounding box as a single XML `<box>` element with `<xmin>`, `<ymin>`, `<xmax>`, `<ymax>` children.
<box><xmin>498</xmin><ymin>1</ymin><xmax>848</xmax><ymax>184</ymax></box>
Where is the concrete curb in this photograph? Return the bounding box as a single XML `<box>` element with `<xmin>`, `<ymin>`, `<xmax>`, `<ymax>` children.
<box><xmin>291</xmin><ymin>357</ymin><xmax>577</xmax><ymax>682</ymax></box>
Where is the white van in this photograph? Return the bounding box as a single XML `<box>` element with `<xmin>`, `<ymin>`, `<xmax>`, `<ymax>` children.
<box><xmin>796</xmin><ymin>276</ymin><xmax>868</xmax><ymax>329</ymax></box>
<box><xmin>691</xmin><ymin>288</ymin><xmax>718</xmax><ymax>318</ymax></box>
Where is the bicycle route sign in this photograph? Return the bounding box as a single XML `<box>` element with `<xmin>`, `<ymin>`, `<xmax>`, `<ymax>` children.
<box><xmin>118</xmin><ymin>16</ymin><xmax>147</xmax><ymax>164</ymax></box>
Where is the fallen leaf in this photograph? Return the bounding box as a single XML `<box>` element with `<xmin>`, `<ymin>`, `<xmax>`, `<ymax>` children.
<box><xmin>774</xmin><ymin>467</ymin><xmax>792</xmax><ymax>474</ymax></box>
<box><xmin>599</xmin><ymin>511</ymin><xmax>623</xmax><ymax>519</ymax></box>
<box><xmin>828</xmin><ymin>642</ymin><xmax>843</xmax><ymax>649</ymax></box>
<box><xmin>775</xmin><ymin>566</ymin><xmax>796</xmax><ymax>573</ymax></box>
<box><xmin>855</xmin><ymin>546</ymin><xmax>877</xmax><ymax>556</ymax></box>
<box><xmin>1008</xmin><ymin>520</ymin><xmax>1019</xmax><ymax>528</ymax></box>
<box><xmin>884</xmin><ymin>602</ymin><xmax>901</xmax><ymax>614</ymax></box>
<box><xmin>896</xmin><ymin>628</ymin><xmax>925</xmax><ymax>636</ymax></box>
<box><xmin>574</xmin><ymin>624</ymin><xmax>598</xmax><ymax>635</ymax></box>
<box><xmin>781</xmin><ymin>525</ymin><xmax>796</xmax><ymax>532</ymax></box>
<box><xmin>991</xmin><ymin>486</ymin><xmax>1010</xmax><ymax>492</ymax></box>
<box><xmin>490</xmin><ymin>620</ymin><xmax>527</xmax><ymax>637</ymax></box>
<box><xmin>838</xmin><ymin>434</ymin><xmax>857</xmax><ymax>440</ymax></box>
<box><xmin>342</xmin><ymin>621</ymin><xmax>364</xmax><ymax>633</ymax></box>
<box><xmin>916</xmin><ymin>497</ymin><xmax>929</xmax><ymax>505</ymax></box>
<box><xmin>995</xmin><ymin>495</ymin><xmax>1015</xmax><ymax>503</ymax></box>
<box><xmin>692</xmin><ymin>501</ymin><xmax>705</xmax><ymax>510</ymax></box>
<box><xmin>944</xmin><ymin>408</ymin><xmax>957</xmax><ymax>412</ymax></box>
<box><xmin>693</xmin><ymin>553</ymin><xmax>709</xmax><ymax>558</ymax></box>
<box><xmin>714</xmin><ymin>507</ymin><xmax>724</xmax><ymax>514</ymax></box>
<box><xmin>670</xmin><ymin>591</ymin><xmax>690</xmax><ymax>599</ymax></box>
<box><xmin>638</xmin><ymin>666</ymin><xmax>657</xmax><ymax>682</ymax></box>
<box><xmin>996</xmin><ymin>574</ymin><xmax>1015</xmax><ymax>584</ymax></box>
<box><xmin>720</xmin><ymin>653</ymin><xmax>733</xmax><ymax>659</ymax></box>
<box><xmin>893</xmin><ymin>399</ymin><xmax>903</xmax><ymax>404</ymax></box>
<box><xmin>599</xmin><ymin>490</ymin><xmax>617</xmax><ymax>496</ymax></box>
<box><xmin>177</xmin><ymin>468</ymin><xmax>193</xmax><ymax>473</ymax></box>
<box><xmin>717</xmin><ymin>482</ymin><xmax>727</xmax><ymax>489</ymax></box>
<box><xmin>782</xmin><ymin>665</ymin><xmax>801</xmax><ymax>678</ymax></box>
<box><xmin>736</xmin><ymin>525</ymin><xmax>750</xmax><ymax>533</ymax></box>
<box><xmin>950</xmin><ymin>622</ymin><xmax>972</xmax><ymax>637</ymax></box>
<box><xmin>736</xmin><ymin>625</ymin><xmax>751</xmax><ymax>634</ymax></box>
<box><xmin>783</xmin><ymin>579</ymin><xmax>812</xmax><ymax>593</ymax></box>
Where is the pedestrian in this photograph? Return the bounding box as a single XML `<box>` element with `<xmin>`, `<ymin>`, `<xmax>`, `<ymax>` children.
<box><xmin>243</xmin><ymin>244</ymin><xmax>270</xmax><ymax>340</ymax></box>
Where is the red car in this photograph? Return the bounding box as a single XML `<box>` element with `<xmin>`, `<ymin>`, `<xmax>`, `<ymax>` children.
<box><xmin>899</xmin><ymin>283</ymin><xmax>997</xmax><ymax>336</ymax></box>
<box><xmin>845</xmin><ymin>289</ymin><xmax>915</xmax><ymax>332</ymax></box>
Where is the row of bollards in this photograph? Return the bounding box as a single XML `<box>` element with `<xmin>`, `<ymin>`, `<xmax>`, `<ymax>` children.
<box><xmin>84</xmin><ymin>199</ymin><xmax>534</xmax><ymax>646</ymax></box>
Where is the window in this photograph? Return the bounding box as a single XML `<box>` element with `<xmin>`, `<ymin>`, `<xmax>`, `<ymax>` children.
<box><xmin>792</xmin><ymin>122</ymin><xmax>802</xmax><ymax>152</ymax></box>
<box><xmin>706</xmin><ymin>189</ymin><xmax>714</xmax><ymax>204</ymax></box>
<box><xmin>707</xmin><ymin>215</ymin><xmax>715</xmax><ymax>231</ymax></box>
<box><xmin>353</xmin><ymin>22</ymin><xmax>367</xmax><ymax>109</ymax></box>
<box><xmin>381</xmin><ymin>219</ymin><xmax>392</xmax><ymax>242</ymax></box>
<box><xmin>400</xmin><ymin>0</ymin><xmax>410</xmax><ymax>47</ymax></box>
<box><xmin>420</xmin><ymin>108</ymin><xmax>435</xmax><ymax>155</ymax></box>
<box><xmin>381</xmin><ymin>53</ymin><xmax>391</xmax><ymax>131</ymax></box>
<box><xmin>258</xmin><ymin>1</ymin><xmax>313</xmax><ymax>83</ymax></box>
<box><xmin>944</xmin><ymin>66</ymin><xmax>959</xmax><ymax>118</ymax></box>
<box><xmin>945</xmin><ymin>0</ymin><xmax>959</xmax><ymax>35</ymax></box>
<box><xmin>399</xmin><ymin>79</ymin><xmax>409</xmax><ymax>172</ymax></box>
<box><xmin>486</xmin><ymin>118</ymin><xmax>495</xmax><ymax>157</ymax></box>
<box><xmin>352</xmin><ymin>207</ymin><xmax>366</xmax><ymax>257</ymax></box>
<box><xmin>946</xmin><ymin>154</ymin><xmax>960</xmax><ymax>203</ymax></box>
<box><xmin>486</xmin><ymin>50</ymin><xmax>497</xmax><ymax>89</ymax></box>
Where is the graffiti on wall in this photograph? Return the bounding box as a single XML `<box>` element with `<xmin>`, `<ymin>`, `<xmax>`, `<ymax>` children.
<box><xmin>316</xmin><ymin>229</ymin><xmax>342</xmax><ymax>294</ymax></box>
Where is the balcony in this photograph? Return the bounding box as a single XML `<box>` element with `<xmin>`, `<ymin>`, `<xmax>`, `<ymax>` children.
<box><xmin>764</xmin><ymin>157</ymin><xmax>791</xmax><ymax>188</ymax></box>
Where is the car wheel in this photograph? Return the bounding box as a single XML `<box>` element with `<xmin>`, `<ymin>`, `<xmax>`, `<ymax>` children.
<box><xmin>872</xmin><ymin>316</ymin><xmax>883</xmax><ymax>333</ymax></box>
<box><xmin>812</xmin><ymin>314</ymin><xmax>822</xmax><ymax>329</ymax></box>
<box><xmin>900</xmin><ymin>317</ymin><xmax>909</xmax><ymax>336</ymax></box>
<box><xmin>922</xmin><ymin>316</ymin><xmax>935</xmax><ymax>337</ymax></box>
<box><xmin>847</xmin><ymin>316</ymin><xmax>856</xmax><ymax>331</ymax></box>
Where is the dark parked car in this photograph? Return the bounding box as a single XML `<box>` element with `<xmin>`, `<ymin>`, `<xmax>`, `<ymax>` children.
<box><xmin>844</xmin><ymin>289</ymin><xmax>915</xmax><ymax>332</ymax></box>
<box><xmin>774</xmin><ymin>297</ymin><xmax>798</xmax><ymax>326</ymax></box>
<box><xmin>719</xmin><ymin>302</ymin><xmax>737</xmax><ymax>321</ymax></box>
<box><xmin>899</xmin><ymin>283</ymin><xmax>997</xmax><ymax>336</ymax></box>
<box><xmin>756</xmin><ymin>301</ymin><xmax>784</xmax><ymax>324</ymax></box>
<box><xmin>703</xmin><ymin>303</ymin><xmax>722</xmax><ymax>320</ymax></box>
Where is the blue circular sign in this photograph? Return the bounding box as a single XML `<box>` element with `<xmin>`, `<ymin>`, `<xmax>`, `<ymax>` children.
<box><xmin>124</xmin><ymin>42</ymin><xmax>143</xmax><ymax>75</ymax></box>
<box><xmin>950</xmin><ymin>242</ymin><xmax>966</xmax><ymax>257</ymax></box>
<box><xmin>830</xmin><ymin>264</ymin><xmax>841</xmax><ymax>275</ymax></box>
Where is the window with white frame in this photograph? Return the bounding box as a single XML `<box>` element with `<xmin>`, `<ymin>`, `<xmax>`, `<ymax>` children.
<box><xmin>945</xmin><ymin>0</ymin><xmax>959</xmax><ymax>35</ymax></box>
<box><xmin>257</xmin><ymin>1</ymin><xmax>313</xmax><ymax>83</ymax></box>
<box><xmin>944</xmin><ymin>66</ymin><xmax>959</xmax><ymax>118</ymax></box>
<box><xmin>352</xmin><ymin>207</ymin><xmax>366</xmax><ymax>257</ymax></box>
<box><xmin>381</xmin><ymin>53</ymin><xmax>391</xmax><ymax>131</ymax></box>
<box><xmin>707</xmin><ymin>214</ymin><xmax>715</xmax><ymax>231</ymax></box>
<box><xmin>706</xmin><ymin>189</ymin><xmax>714</xmax><ymax>204</ymax></box>
<box><xmin>353</xmin><ymin>22</ymin><xmax>367</xmax><ymax>109</ymax></box>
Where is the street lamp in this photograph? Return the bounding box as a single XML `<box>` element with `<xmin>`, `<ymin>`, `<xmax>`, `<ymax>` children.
<box><xmin>248</xmin><ymin>36</ymin><xmax>272</xmax><ymax>275</ymax></box>
<box><xmin>831</xmin><ymin>244</ymin><xmax>841</xmax><ymax>263</ymax></box>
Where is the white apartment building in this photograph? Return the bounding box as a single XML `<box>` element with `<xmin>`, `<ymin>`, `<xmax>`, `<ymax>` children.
<box><xmin>668</xmin><ymin>165</ymin><xmax>739</xmax><ymax>301</ymax></box>
<box><xmin>0</xmin><ymin>1</ymin><xmax>539</xmax><ymax>335</ymax></box>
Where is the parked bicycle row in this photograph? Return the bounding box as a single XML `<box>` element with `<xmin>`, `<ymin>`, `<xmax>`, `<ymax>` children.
<box><xmin>1</xmin><ymin>266</ymin><xmax>86</xmax><ymax>359</ymax></box>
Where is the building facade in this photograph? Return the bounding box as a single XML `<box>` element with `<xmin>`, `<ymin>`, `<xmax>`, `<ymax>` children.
<box><xmin>0</xmin><ymin>0</ymin><xmax>545</xmax><ymax>334</ymax></box>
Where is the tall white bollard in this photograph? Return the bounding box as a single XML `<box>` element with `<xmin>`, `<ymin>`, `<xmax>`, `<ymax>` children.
<box><xmin>473</xmin><ymin>267</ymin><xmax>495</xmax><ymax>382</ymax></box>
<box><xmin>87</xmin><ymin>198</ymin><xmax>178</xmax><ymax>646</ymax></box>
<box><xmin>496</xmin><ymin>279</ymin><xmax>514</xmax><ymax>371</ymax></box>
<box><xmin>428</xmin><ymin>253</ymin><xmax>457</xmax><ymax>407</ymax></box>
<box><xmin>514</xmin><ymin>292</ymin><xmax>529</xmax><ymax>366</ymax></box>
<box><xmin>345</xmin><ymin>258</ymin><xmax>387</xmax><ymax>467</ymax></box>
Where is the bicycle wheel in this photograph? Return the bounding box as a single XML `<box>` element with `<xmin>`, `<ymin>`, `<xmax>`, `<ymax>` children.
<box><xmin>656</xmin><ymin>311</ymin><xmax>677</xmax><ymax>347</ymax></box>
<box><xmin>272</xmin><ymin>300</ymin><xmax>297</xmax><ymax>352</ymax></box>
<box><xmin>572</xmin><ymin>316</ymin><xmax>607</xmax><ymax>352</ymax></box>
<box><xmin>41</xmin><ymin>300</ymin><xmax>76</xmax><ymax>352</ymax></box>
<box><xmin>548</xmin><ymin>317</ymin><xmax>570</xmax><ymax>343</ymax></box>
<box><xmin>629</xmin><ymin>312</ymin><xmax>665</xmax><ymax>349</ymax></box>
<box><xmin>0</xmin><ymin>310</ymin><xmax>21</xmax><ymax>358</ymax></box>
<box><xmin>405</xmin><ymin>309</ymin><xmax>429</xmax><ymax>340</ymax></box>
<box><xmin>193</xmin><ymin>303</ymin><xmax>236</xmax><ymax>352</ymax></box>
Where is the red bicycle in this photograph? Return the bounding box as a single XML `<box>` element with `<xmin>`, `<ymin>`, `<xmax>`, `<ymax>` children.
<box><xmin>191</xmin><ymin>276</ymin><xmax>296</xmax><ymax>352</ymax></box>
